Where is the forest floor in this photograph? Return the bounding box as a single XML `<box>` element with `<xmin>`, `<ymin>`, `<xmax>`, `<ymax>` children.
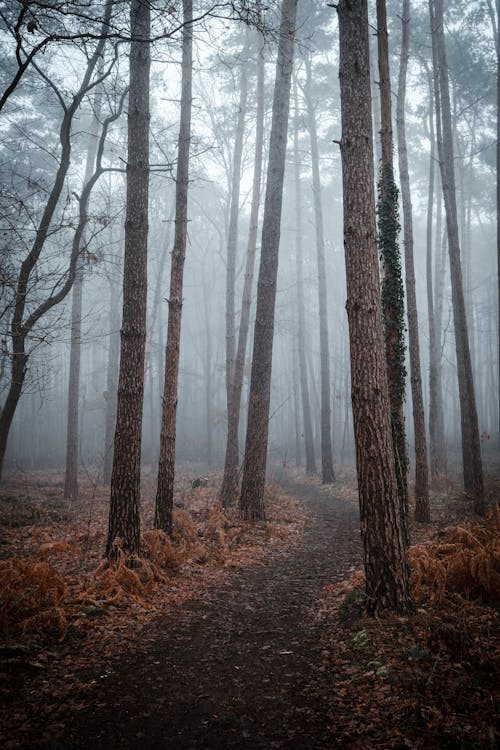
<box><xmin>0</xmin><ymin>467</ymin><xmax>498</xmax><ymax>749</ymax></box>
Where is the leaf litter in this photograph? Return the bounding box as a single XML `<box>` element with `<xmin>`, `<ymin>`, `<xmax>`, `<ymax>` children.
<box><xmin>0</xmin><ymin>468</ymin><xmax>498</xmax><ymax>748</ymax></box>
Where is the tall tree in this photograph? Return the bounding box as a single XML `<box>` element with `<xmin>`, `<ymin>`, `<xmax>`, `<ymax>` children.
<box><xmin>239</xmin><ymin>0</ymin><xmax>298</xmax><ymax>521</ymax></box>
<box><xmin>106</xmin><ymin>0</ymin><xmax>151</xmax><ymax>557</ymax></box>
<box><xmin>64</xmin><ymin>85</ymin><xmax>104</xmax><ymax>502</ymax></box>
<box><xmin>293</xmin><ymin>74</ymin><xmax>316</xmax><ymax>477</ymax></box>
<box><xmin>376</xmin><ymin>0</ymin><xmax>409</xmax><ymax>546</ymax></box>
<box><xmin>422</xmin><ymin>58</ymin><xmax>447</xmax><ymax>477</ymax></box>
<box><xmin>337</xmin><ymin>0</ymin><xmax>412</xmax><ymax>613</ymax></box>
<box><xmin>155</xmin><ymin>0</ymin><xmax>193</xmax><ymax>534</ymax></box>
<box><xmin>220</xmin><ymin>25</ymin><xmax>265</xmax><ymax>507</ymax></box>
<box><xmin>303</xmin><ymin>53</ymin><xmax>335</xmax><ymax>484</ymax></box>
<box><xmin>486</xmin><ymin>0</ymin><xmax>500</xmax><ymax>444</ymax></box>
<box><xmin>102</xmin><ymin>265</ymin><xmax>121</xmax><ymax>485</ymax></box>
<box><xmin>0</xmin><ymin>2</ymin><xmax>113</xmax><ymax>481</ymax></box>
<box><xmin>396</xmin><ymin>0</ymin><xmax>430</xmax><ymax>523</ymax></box>
<box><xmin>429</xmin><ymin>0</ymin><xmax>485</xmax><ymax>514</ymax></box>
<box><xmin>224</xmin><ymin>31</ymin><xmax>250</xmax><ymax>447</ymax></box>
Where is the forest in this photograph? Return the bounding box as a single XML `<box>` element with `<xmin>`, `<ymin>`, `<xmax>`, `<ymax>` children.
<box><xmin>0</xmin><ymin>0</ymin><xmax>499</xmax><ymax>747</ymax></box>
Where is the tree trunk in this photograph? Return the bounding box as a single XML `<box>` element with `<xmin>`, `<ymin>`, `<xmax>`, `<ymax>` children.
<box><xmin>293</xmin><ymin>74</ymin><xmax>316</xmax><ymax>476</ymax></box>
<box><xmin>376</xmin><ymin>0</ymin><xmax>409</xmax><ymax>547</ymax></box>
<box><xmin>291</xmin><ymin>339</ymin><xmax>302</xmax><ymax>467</ymax></box>
<box><xmin>106</xmin><ymin>0</ymin><xmax>150</xmax><ymax>557</ymax></box>
<box><xmin>0</xmin><ymin>3</ymin><xmax>112</xmax><ymax>482</ymax></box>
<box><xmin>64</xmin><ymin>88</ymin><xmax>104</xmax><ymax>502</ymax></box>
<box><xmin>337</xmin><ymin>0</ymin><xmax>413</xmax><ymax>613</ymax></box>
<box><xmin>396</xmin><ymin>0</ymin><xmax>430</xmax><ymax>523</ymax></box>
<box><xmin>239</xmin><ymin>0</ymin><xmax>298</xmax><ymax>521</ymax></box>
<box><xmin>64</xmin><ymin>272</ymin><xmax>83</xmax><ymax>501</ymax></box>
<box><xmin>434</xmin><ymin>194</ymin><xmax>448</xmax><ymax>472</ymax></box>
<box><xmin>497</xmin><ymin>0</ymin><xmax>500</xmax><ymax>448</ymax></box>
<box><xmin>303</xmin><ymin>53</ymin><xmax>335</xmax><ymax>484</ymax></box>
<box><xmin>220</xmin><ymin>26</ymin><xmax>265</xmax><ymax>506</ymax></box>
<box><xmin>103</xmin><ymin>270</ymin><xmax>120</xmax><ymax>485</ymax></box>
<box><xmin>154</xmin><ymin>0</ymin><xmax>192</xmax><ymax>534</ymax></box>
<box><xmin>429</xmin><ymin>0</ymin><xmax>485</xmax><ymax>514</ymax></box>
<box><xmin>487</xmin><ymin>0</ymin><xmax>500</xmax><ymax>444</ymax></box>
<box><xmin>225</xmin><ymin>32</ymin><xmax>250</xmax><ymax>435</ymax></box>
<box><xmin>424</xmin><ymin>61</ymin><xmax>446</xmax><ymax>477</ymax></box>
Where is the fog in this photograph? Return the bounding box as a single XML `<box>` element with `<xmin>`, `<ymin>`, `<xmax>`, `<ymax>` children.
<box><xmin>1</xmin><ymin>0</ymin><xmax>497</xmax><ymax>491</ymax></box>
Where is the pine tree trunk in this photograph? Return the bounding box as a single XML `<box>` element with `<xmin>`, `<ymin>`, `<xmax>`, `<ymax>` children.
<box><xmin>424</xmin><ymin>61</ymin><xmax>447</xmax><ymax>477</ymax></box>
<box><xmin>430</xmin><ymin>0</ymin><xmax>485</xmax><ymax>514</ymax></box>
<box><xmin>103</xmin><ymin>271</ymin><xmax>120</xmax><ymax>485</ymax></box>
<box><xmin>304</xmin><ymin>54</ymin><xmax>335</xmax><ymax>484</ymax></box>
<box><xmin>220</xmin><ymin>27</ymin><xmax>264</xmax><ymax>506</ymax></box>
<box><xmin>64</xmin><ymin>88</ymin><xmax>103</xmax><ymax>502</ymax></box>
<box><xmin>376</xmin><ymin>0</ymin><xmax>409</xmax><ymax>545</ymax></box>
<box><xmin>293</xmin><ymin>74</ymin><xmax>316</xmax><ymax>476</ymax></box>
<box><xmin>434</xmin><ymin>196</ymin><xmax>448</xmax><ymax>472</ymax></box>
<box><xmin>106</xmin><ymin>0</ymin><xmax>150</xmax><ymax>557</ymax></box>
<box><xmin>497</xmin><ymin>0</ymin><xmax>500</xmax><ymax>447</ymax></box>
<box><xmin>487</xmin><ymin>0</ymin><xmax>500</xmax><ymax>444</ymax></box>
<box><xmin>337</xmin><ymin>0</ymin><xmax>413</xmax><ymax>613</ymax></box>
<box><xmin>64</xmin><ymin>271</ymin><xmax>83</xmax><ymax>501</ymax></box>
<box><xmin>239</xmin><ymin>0</ymin><xmax>298</xmax><ymax>521</ymax></box>
<box><xmin>292</xmin><ymin>340</ymin><xmax>302</xmax><ymax>468</ymax></box>
<box><xmin>155</xmin><ymin>0</ymin><xmax>192</xmax><ymax>534</ymax></box>
<box><xmin>396</xmin><ymin>0</ymin><xmax>430</xmax><ymax>523</ymax></box>
<box><xmin>225</xmin><ymin>32</ymin><xmax>250</xmax><ymax>439</ymax></box>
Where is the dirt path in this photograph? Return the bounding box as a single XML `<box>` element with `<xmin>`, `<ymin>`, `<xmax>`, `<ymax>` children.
<box><xmin>64</xmin><ymin>476</ymin><xmax>362</xmax><ymax>749</ymax></box>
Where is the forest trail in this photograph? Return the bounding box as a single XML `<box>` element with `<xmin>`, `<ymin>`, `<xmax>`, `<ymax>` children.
<box><xmin>65</xmin><ymin>475</ymin><xmax>362</xmax><ymax>749</ymax></box>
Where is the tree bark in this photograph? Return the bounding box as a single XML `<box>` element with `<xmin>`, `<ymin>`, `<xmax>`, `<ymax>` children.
<box><xmin>154</xmin><ymin>0</ymin><xmax>192</xmax><ymax>534</ymax></box>
<box><xmin>225</xmin><ymin>30</ymin><xmax>250</xmax><ymax>448</ymax></box>
<box><xmin>106</xmin><ymin>0</ymin><xmax>150</xmax><ymax>557</ymax></box>
<box><xmin>337</xmin><ymin>0</ymin><xmax>413</xmax><ymax>613</ymax></box>
<box><xmin>486</xmin><ymin>0</ymin><xmax>500</xmax><ymax>444</ymax></box>
<box><xmin>220</xmin><ymin>26</ymin><xmax>265</xmax><ymax>506</ymax></box>
<box><xmin>396</xmin><ymin>0</ymin><xmax>430</xmax><ymax>523</ymax></box>
<box><xmin>303</xmin><ymin>53</ymin><xmax>335</xmax><ymax>484</ymax></box>
<box><xmin>376</xmin><ymin>0</ymin><xmax>409</xmax><ymax>547</ymax></box>
<box><xmin>293</xmin><ymin>73</ymin><xmax>316</xmax><ymax>476</ymax></box>
<box><xmin>0</xmin><ymin>2</ymin><xmax>112</xmax><ymax>481</ymax></box>
<box><xmin>429</xmin><ymin>0</ymin><xmax>485</xmax><ymax>514</ymax></box>
<box><xmin>103</xmin><ymin>269</ymin><xmax>120</xmax><ymax>485</ymax></box>
<box><xmin>64</xmin><ymin>87</ymin><xmax>104</xmax><ymax>502</ymax></box>
<box><xmin>239</xmin><ymin>0</ymin><xmax>298</xmax><ymax>521</ymax></box>
<box><xmin>423</xmin><ymin>61</ymin><xmax>446</xmax><ymax>477</ymax></box>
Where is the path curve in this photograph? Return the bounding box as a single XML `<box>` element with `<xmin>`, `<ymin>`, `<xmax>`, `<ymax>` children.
<box><xmin>66</xmin><ymin>475</ymin><xmax>362</xmax><ymax>749</ymax></box>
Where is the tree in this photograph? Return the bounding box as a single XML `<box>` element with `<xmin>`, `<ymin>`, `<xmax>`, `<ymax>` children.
<box><xmin>303</xmin><ymin>52</ymin><xmax>335</xmax><ymax>484</ymax></box>
<box><xmin>396</xmin><ymin>0</ymin><xmax>430</xmax><ymax>523</ymax></box>
<box><xmin>293</xmin><ymin>73</ymin><xmax>316</xmax><ymax>477</ymax></box>
<box><xmin>486</xmin><ymin>0</ymin><xmax>500</xmax><ymax>444</ymax></box>
<box><xmin>64</xmin><ymin>82</ymin><xmax>105</xmax><ymax>503</ymax></box>
<box><xmin>0</xmin><ymin>0</ymin><xmax>115</xmax><ymax>481</ymax></box>
<box><xmin>220</xmin><ymin>23</ymin><xmax>265</xmax><ymax>507</ymax></box>
<box><xmin>336</xmin><ymin>0</ymin><xmax>412</xmax><ymax>613</ymax></box>
<box><xmin>155</xmin><ymin>0</ymin><xmax>193</xmax><ymax>534</ymax></box>
<box><xmin>106</xmin><ymin>0</ymin><xmax>151</xmax><ymax>557</ymax></box>
<box><xmin>422</xmin><ymin>58</ymin><xmax>447</xmax><ymax>477</ymax></box>
<box><xmin>224</xmin><ymin>30</ymin><xmax>250</xmax><ymax>443</ymax></box>
<box><xmin>376</xmin><ymin>0</ymin><xmax>409</xmax><ymax>547</ymax></box>
<box><xmin>429</xmin><ymin>0</ymin><xmax>485</xmax><ymax>514</ymax></box>
<box><xmin>239</xmin><ymin>0</ymin><xmax>298</xmax><ymax>521</ymax></box>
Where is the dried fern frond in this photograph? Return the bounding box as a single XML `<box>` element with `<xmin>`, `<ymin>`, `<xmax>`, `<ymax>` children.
<box><xmin>0</xmin><ymin>558</ymin><xmax>67</xmax><ymax>639</ymax></box>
